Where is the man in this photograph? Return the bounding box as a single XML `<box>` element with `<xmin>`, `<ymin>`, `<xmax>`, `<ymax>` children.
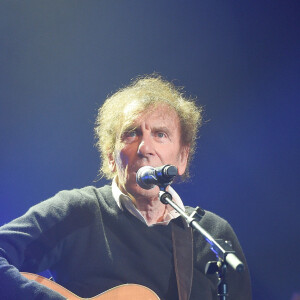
<box><xmin>0</xmin><ymin>75</ymin><xmax>252</xmax><ymax>299</ymax></box>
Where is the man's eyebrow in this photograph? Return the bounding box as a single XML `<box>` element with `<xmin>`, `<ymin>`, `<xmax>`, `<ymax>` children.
<box><xmin>125</xmin><ymin>124</ymin><xmax>139</xmax><ymax>131</ymax></box>
<box><xmin>120</xmin><ymin>124</ymin><xmax>139</xmax><ymax>136</ymax></box>
<box><xmin>120</xmin><ymin>124</ymin><xmax>173</xmax><ymax>136</ymax></box>
<box><xmin>152</xmin><ymin>126</ymin><xmax>172</xmax><ymax>135</ymax></box>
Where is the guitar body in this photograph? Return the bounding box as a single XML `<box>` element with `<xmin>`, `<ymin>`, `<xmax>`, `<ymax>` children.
<box><xmin>21</xmin><ymin>272</ymin><xmax>160</xmax><ymax>300</ymax></box>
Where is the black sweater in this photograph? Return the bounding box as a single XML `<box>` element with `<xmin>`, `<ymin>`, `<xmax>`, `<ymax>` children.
<box><xmin>0</xmin><ymin>185</ymin><xmax>252</xmax><ymax>299</ymax></box>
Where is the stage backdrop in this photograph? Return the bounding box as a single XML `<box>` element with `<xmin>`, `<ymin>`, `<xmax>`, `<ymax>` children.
<box><xmin>0</xmin><ymin>1</ymin><xmax>299</xmax><ymax>299</ymax></box>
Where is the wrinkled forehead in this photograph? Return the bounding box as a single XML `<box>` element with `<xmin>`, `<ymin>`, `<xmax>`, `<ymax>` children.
<box><xmin>120</xmin><ymin>101</ymin><xmax>179</xmax><ymax>133</ymax></box>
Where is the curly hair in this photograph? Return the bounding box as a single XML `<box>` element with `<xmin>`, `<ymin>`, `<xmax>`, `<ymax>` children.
<box><xmin>95</xmin><ymin>74</ymin><xmax>203</xmax><ymax>180</ymax></box>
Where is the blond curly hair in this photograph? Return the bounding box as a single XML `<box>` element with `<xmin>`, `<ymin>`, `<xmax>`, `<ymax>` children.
<box><xmin>95</xmin><ymin>75</ymin><xmax>203</xmax><ymax>180</ymax></box>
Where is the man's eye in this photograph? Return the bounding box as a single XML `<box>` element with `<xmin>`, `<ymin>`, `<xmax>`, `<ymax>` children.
<box><xmin>127</xmin><ymin>131</ymin><xmax>137</xmax><ymax>137</ymax></box>
<box><xmin>122</xmin><ymin>130</ymin><xmax>137</xmax><ymax>142</ymax></box>
<box><xmin>156</xmin><ymin>132</ymin><xmax>166</xmax><ymax>138</ymax></box>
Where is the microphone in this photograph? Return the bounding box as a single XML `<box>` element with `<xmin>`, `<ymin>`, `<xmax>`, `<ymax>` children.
<box><xmin>136</xmin><ymin>165</ymin><xmax>178</xmax><ymax>190</ymax></box>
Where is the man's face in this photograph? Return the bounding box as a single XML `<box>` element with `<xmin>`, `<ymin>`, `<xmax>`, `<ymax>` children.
<box><xmin>109</xmin><ymin>104</ymin><xmax>189</xmax><ymax>200</ymax></box>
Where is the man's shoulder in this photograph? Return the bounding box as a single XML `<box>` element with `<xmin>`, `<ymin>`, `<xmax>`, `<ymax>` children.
<box><xmin>184</xmin><ymin>206</ymin><xmax>232</xmax><ymax>236</ymax></box>
<box><xmin>29</xmin><ymin>185</ymin><xmax>112</xmax><ymax>212</ymax></box>
<box><xmin>185</xmin><ymin>206</ymin><xmax>227</xmax><ymax>223</ymax></box>
<box><xmin>68</xmin><ymin>184</ymin><xmax>113</xmax><ymax>201</ymax></box>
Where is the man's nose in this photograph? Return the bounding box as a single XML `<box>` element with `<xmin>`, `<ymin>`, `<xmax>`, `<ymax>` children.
<box><xmin>137</xmin><ymin>134</ymin><xmax>154</xmax><ymax>157</ymax></box>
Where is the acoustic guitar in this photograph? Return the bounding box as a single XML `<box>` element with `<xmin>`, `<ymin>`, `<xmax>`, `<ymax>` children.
<box><xmin>21</xmin><ymin>272</ymin><xmax>160</xmax><ymax>300</ymax></box>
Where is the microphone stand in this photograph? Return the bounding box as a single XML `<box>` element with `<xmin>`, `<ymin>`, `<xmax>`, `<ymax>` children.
<box><xmin>159</xmin><ymin>187</ymin><xmax>244</xmax><ymax>300</ymax></box>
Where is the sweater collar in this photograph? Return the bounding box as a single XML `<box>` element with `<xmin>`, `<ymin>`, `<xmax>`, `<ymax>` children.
<box><xmin>111</xmin><ymin>178</ymin><xmax>185</xmax><ymax>226</ymax></box>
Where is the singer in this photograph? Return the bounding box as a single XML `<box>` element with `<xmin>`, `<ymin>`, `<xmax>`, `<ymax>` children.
<box><xmin>0</xmin><ymin>75</ymin><xmax>252</xmax><ymax>299</ymax></box>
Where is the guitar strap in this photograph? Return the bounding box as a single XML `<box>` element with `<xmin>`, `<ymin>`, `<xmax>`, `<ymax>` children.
<box><xmin>171</xmin><ymin>217</ymin><xmax>194</xmax><ymax>300</ymax></box>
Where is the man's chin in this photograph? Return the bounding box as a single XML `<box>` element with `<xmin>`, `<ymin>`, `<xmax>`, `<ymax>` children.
<box><xmin>127</xmin><ymin>183</ymin><xmax>160</xmax><ymax>200</ymax></box>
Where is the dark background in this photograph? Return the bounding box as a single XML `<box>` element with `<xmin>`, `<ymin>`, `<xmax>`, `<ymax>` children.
<box><xmin>1</xmin><ymin>1</ymin><xmax>299</xmax><ymax>299</ymax></box>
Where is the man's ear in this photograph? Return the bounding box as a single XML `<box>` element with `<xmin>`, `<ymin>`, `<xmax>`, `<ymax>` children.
<box><xmin>108</xmin><ymin>152</ymin><xmax>116</xmax><ymax>172</ymax></box>
<box><xmin>177</xmin><ymin>146</ymin><xmax>190</xmax><ymax>176</ymax></box>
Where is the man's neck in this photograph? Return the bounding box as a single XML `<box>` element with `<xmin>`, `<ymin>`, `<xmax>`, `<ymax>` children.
<box><xmin>133</xmin><ymin>195</ymin><xmax>167</xmax><ymax>225</ymax></box>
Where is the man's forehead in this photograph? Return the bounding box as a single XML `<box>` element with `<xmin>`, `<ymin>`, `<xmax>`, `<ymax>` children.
<box><xmin>124</xmin><ymin>101</ymin><xmax>175</xmax><ymax>117</ymax></box>
<box><xmin>123</xmin><ymin>103</ymin><xmax>179</xmax><ymax>127</ymax></box>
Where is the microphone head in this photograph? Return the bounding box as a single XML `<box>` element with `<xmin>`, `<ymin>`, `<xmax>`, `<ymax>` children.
<box><xmin>136</xmin><ymin>166</ymin><xmax>156</xmax><ymax>190</ymax></box>
<box><xmin>162</xmin><ymin>165</ymin><xmax>178</xmax><ymax>177</ymax></box>
<box><xmin>136</xmin><ymin>165</ymin><xmax>178</xmax><ymax>190</ymax></box>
